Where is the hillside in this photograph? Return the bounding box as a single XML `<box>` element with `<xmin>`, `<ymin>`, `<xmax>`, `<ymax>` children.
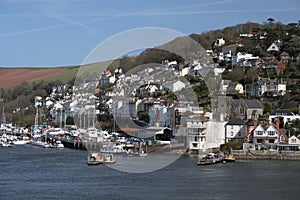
<box><xmin>1</xmin><ymin>21</ymin><xmax>298</xmax><ymax>90</ymax></box>
<box><xmin>1</xmin><ymin>20</ymin><xmax>299</xmax><ymax>127</ymax></box>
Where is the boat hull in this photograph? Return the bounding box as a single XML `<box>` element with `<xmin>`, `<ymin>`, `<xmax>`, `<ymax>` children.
<box><xmin>224</xmin><ymin>157</ymin><xmax>235</xmax><ymax>162</ymax></box>
<box><xmin>87</xmin><ymin>161</ymin><xmax>103</xmax><ymax>166</ymax></box>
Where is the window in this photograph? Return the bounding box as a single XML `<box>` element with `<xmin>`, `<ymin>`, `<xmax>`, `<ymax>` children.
<box><xmin>268</xmin><ymin>131</ymin><xmax>276</xmax><ymax>136</ymax></box>
<box><xmin>269</xmin><ymin>139</ymin><xmax>275</xmax><ymax>143</ymax></box>
<box><xmin>256</xmin><ymin>131</ymin><xmax>263</xmax><ymax>135</ymax></box>
<box><xmin>280</xmin><ymin>135</ymin><xmax>286</xmax><ymax>142</ymax></box>
<box><xmin>240</xmin><ymin>107</ymin><xmax>244</xmax><ymax>115</ymax></box>
<box><xmin>257</xmin><ymin>139</ymin><xmax>263</xmax><ymax>143</ymax></box>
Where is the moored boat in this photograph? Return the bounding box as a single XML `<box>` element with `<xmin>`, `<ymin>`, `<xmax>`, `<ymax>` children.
<box><xmin>87</xmin><ymin>153</ymin><xmax>103</xmax><ymax>166</ymax></box>
<box><xmin>224</xmin><ymin>155</ymin><xmax>235</xmax><ymax>162</ymax></box>
<box><xmin>55</xmin><ymin>140</ymin><xmax>64</xmax><ymax>149</ymax></box>
<box><xmin>2</xmin><ymin>142</ymin><xmax>14</xmax><ymax>147</ymax></box>
<box><xmin>13</xmin><ymin>140</ymin><xmax>29</xmax><ymax>145</ymax></box>
<box><xmin>104</xmin><ymin>154</ymin><xmax>116</xmax><ymax>164</ymax></box>
<box><xmin>197</xmin><ymin>153</ymin><xmax>224</xmax><ymax>166</ymax></box>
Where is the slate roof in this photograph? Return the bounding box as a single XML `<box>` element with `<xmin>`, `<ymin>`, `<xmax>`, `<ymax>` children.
<box><xmin>226</xmin><ymin>118</ymin><xmax>245</xmax><ymax>125</ymax></box>
<box><xmin>243</xmin><ymin>100</ymin><xmax>263</xmax><ymax>109</ymax></box>
<box><xmin>246</xmin><ymin>119</ymin><xmax>255</xmax><ymax>126</ymax></box>
<box><xmin>270</xmin><ymin>110</ymin><xmax>294</xmax><ymax>116</ymax></box>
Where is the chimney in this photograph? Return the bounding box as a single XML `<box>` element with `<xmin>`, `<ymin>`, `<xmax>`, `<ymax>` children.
<box><xmin>266</xmin><ymin>118</ymin><xmax>270</xmax><ymax>126</ymax></box>
<box><xmin>254</xmin><ymin>117</ymin><xmax>258</xmax><ymax>127</ymax></box>
<box><xmin>275</xmin><ymin>118</ymin><xmax>280</xmax><ymax>130</ymax></box>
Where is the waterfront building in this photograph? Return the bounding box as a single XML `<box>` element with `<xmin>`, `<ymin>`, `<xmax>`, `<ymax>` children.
<box><xmin>182</xmin><ymin>116</ymin><xmax>208</xmax><ymax>153</ymax></box>
<box><xmin>289</xmin><ymin>136</ymin><xmax>300</xmax><ymax>149</ymax></box>
<box><xmin>269</xmin><ymin>110</ymin><xmax>300</xmax><ymax>128</ymax></box>
<box><xmin>224</xmin><ymin>118</ymin><xmax>246</xmax><ymax>145</ymax></box>
<box><xmin>243</xmin><ymin>119</ymin><xmax>299</xmax><ymax>151</ymax></box>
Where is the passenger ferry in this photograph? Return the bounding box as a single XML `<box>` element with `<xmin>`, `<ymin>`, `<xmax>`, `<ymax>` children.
<box><xmin>197</xmin><ymin>153</ymin><xmax>225</xmax><ymax>165</ymax></box>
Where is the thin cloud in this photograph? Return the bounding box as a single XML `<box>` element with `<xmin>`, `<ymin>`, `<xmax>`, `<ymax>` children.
<box><xmin>44</xmin><ymin>10</ymin><xmax>91</xmax><ymax>30</ymax></box>
<box><xmin>0</xmin><ymin>0</ymin><xmax>298</xmax><ymax>38</ymax></box>
<box><xmin>133</xmin><ymin>8</ymin><xmax>300</xmax><ymax>16</ymax></box>
<box><xmin>46</xmin><ymin>0</ymin><xmax>235</xmax><ymax>17</ymax></box>
<box><xmin>0</xmin><ymin>23</ymin><xmax>67</xmax><ymax>37</ymax></box>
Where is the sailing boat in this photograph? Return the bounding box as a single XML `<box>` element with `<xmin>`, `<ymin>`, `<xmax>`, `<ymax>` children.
<box><xmin>1</xmin><ymin>108</ymin><xmax>14</xmax><ymax>147</ymax></box>
<box><xmin>31</xmin><ymin>96</ymin><xmax>52</xmax><ymax>148</ymax></box>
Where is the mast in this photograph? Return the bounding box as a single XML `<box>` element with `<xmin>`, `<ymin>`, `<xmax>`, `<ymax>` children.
<box><xmin>34</xmin><ymin>107</ymin><xmax>38</xmax><ymax>134</ymax></box>
<box><xmin>2</xmin><ymin>107</ymin><xmax>6</xmax><ymax>125</ymax></box>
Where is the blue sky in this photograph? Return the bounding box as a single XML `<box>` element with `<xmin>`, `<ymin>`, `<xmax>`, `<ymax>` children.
<box><xmin>0</xmin><ymin>0</ymin><xmax>299</xmax><ymax>67</ymax></box>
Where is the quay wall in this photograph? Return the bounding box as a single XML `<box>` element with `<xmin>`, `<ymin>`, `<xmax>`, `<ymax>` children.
<box><xmin>232</xmin><ymin>150</ymin><xmax>300</xmax><ymax>160</ymax></box>
<box><xmin>59</xmin><ymin>137</ymin><xmax>86</xmax><ymax>150</ymax></box>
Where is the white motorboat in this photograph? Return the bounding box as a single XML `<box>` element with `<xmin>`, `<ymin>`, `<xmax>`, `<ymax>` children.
<box><xmin>2</xmin><ymin>142</ymin><xmax>14</xmax><ymax>147</ymax></box>
<box><xmin>55</xmin><ymin>140</ymin><xmax>64</xmax><ymax>148</ymax></box>
<box><xmin>13</xmin><ymin>140</ymin><xmax>29</xmax><ymax>145</ymax></box>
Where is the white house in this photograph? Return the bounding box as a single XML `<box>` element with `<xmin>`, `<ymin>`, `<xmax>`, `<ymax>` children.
<box><xmin>214</xmin><ymin>68</ymin><xmax>226</xmax><ymax>76</ymax></box>
<box><xmin>252</xmin><ymin>124</ymin><xmax>280</xmax><ymax>150</ymax></box>
<box><xmin>231</xmin><ymin>52</ymin><xmax>260</xmax><ymax>67</ymax></box>
<box><xmin>180</xmin><ymin>67</ymin><xmax>190</xmax><ymax>76</ymax></box>
<box><xmin>145</xmin><ymin>84</ymin><xmax>158</xmax><ymax>94</ymax></box>
<box><xmin>183</xmin><ymin>117</ymin><xmax>208</xmax><ymax>153</ymax></box>
<box><xmin>244</xmin><ymin>118</ymin><xmax>290</xmax><ymax>150</ymax></box>
<box><xmin>220</xmin><ymin>80</ymin><xmax>244</xmax><ymax>95</ymax></box>
<box><xmin>289</xmin><ymin>135</ymin><xmax>300</xmax><ymax>147</ymax></box>
<box><xmin>164</xmin><ymin>80</ymin><xmax>186</xmax><ymax>92</ymax></box>
<box><xmin>269</xmin><ymin>110</ymin><xmax>300</xmax><ymax>127</ymax></box>
<box><xmin>45</xmin><ymin>100</ymin><xmax>54</xmax><ymax>108</ymax></box>
<box><xmin>109</xmin><ymin>75</ymin><xmax>116</xmax><ymax>84</ymax></box>
<box><xmin>267</xmin><ymin>42</ymin><xmax>280</xmax><ymax>51</ymax></box>
<box><xmin>167</xmin><ymin>60</ymin><xmax>177</xmax><ymax>67</ymax></box>
<box><xmin>225</xmin><ymin>118</ymin><xmax>246</xmax><ymax>144</ymax></box>
<box><xmin>251</xmin><ymin>78</ymin><xmax>286</xmax><ymax>97</ymax></box>
<box><xmin>214</xmin><ymin>38</ymin><xmax>225</xmax><ymax>47</ymax></box>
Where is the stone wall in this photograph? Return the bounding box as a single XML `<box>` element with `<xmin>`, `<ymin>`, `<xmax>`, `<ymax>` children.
<box><xmin>232</xmin><ymin>150</ymin><xmax>300</xmax><ymax>160</ymax></box>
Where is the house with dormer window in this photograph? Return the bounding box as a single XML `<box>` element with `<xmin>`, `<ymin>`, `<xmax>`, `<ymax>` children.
<box><xmin>243</xmin><ymin>118</ymin><xmax>295</xmax><ymax>151</ymax></box>
<box><xmin>289</xmin><ymin>136</ymin><xmax>300</xmax><ymax>149</ymax></box>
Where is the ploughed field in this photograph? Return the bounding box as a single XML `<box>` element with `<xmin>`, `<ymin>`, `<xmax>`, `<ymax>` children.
<box><xmin>0</xmin><ymin>68</ymin><xmax>65</xmax><ymax>88</ymax></box>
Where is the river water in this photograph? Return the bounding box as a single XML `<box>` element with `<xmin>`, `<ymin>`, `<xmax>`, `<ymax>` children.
<box><xmin>0</xmin><ymin>145</ymin><xmax>299</xmax><ymax>200</ymax></box>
